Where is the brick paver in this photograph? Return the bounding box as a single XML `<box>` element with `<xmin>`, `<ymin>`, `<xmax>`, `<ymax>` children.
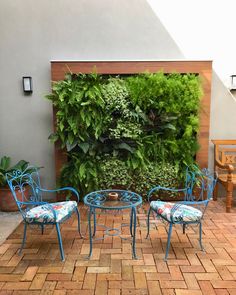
<box><xmin>0</xmin><ymin>199</ymin><xmax>235</xmax><ymax>294</ymax></box>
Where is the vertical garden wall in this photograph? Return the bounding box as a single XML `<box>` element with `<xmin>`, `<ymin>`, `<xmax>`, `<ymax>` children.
<box><xmin>50</xmin><ymin>61</ymin><xmax>212</xmax><ymax>198</ymax></box>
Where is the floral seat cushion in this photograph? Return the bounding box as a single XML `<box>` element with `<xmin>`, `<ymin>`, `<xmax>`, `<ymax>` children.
<box><xmin>150</xmin><ymin>200</ymin><xmax>202</xmax><ymax>223</ymax></box>
<box><xmin>25</xmin><ymin>201</ymin><xmax>77</xmax><ymax>223</ymax></box>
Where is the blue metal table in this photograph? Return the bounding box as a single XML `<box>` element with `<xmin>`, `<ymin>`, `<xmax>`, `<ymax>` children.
<box><xmin>84</xmin><ymin>189</ymin><xmax>142</xmax><ymax>259</ymax></box>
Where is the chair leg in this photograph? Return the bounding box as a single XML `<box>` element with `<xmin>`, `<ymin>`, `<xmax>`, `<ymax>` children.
<box><xmin>183</xmin><ymin>224</ymin><xmax>186</xmax><ymax>234</ymax></box>
<box><xmin>130</xmin><ymin>208</ymin><xmax>133</xmax><ymax>237</ymax></box>
<box><xmin>146</xmin><ymin>207</ymin><xmax>151</xmax><ymax>239</ymax></box>
<box><xmin>165</xmin><ymin>223</ymin><xmax>173</xmax><ymax>261</ymax></box>
<box><xmin>213</xmin><ymin>181</ymin><xmax>218</xmax><ymax>201</ymax></box>
<box><xmin>19</xmin><ymin>223</ymin><xmax>27</xmax><ymax>255</ymax></box>
<box><xmin>92</xmin><ymin>208</ymin><xmax>96</xmax><ymax>238</ymax></box>
<box><xmin>87</xmin><ymin>207</ymin><xmax>93</xmax><ymax>259</ymax></box>
<box><xmin>199</xmin><ymin>221</ymin><xmax>204</xmax><ymax>251</ymax></box>
<box><xmin>75</xmin><ymin>207</ymin><xmax>83</xmax><ymax>238</ymax></box>
<box><xmin>226</xmin><ymin>182</ymin><xmax>233</xmax><ymax>213</ymax></box>
<box><xmin>55</xmin><ymin>223</ymin><xmax>65</xmax><ymax>261</ymax></box>
<box><xmin>131</xmin><ymin>207</ymin><xmax>138</xmax><ymax>259</ymax></box>
<box><xmin>41</xmin><ymin>225</ymin><xmax>44</xmax><ymax>235</ymax></box>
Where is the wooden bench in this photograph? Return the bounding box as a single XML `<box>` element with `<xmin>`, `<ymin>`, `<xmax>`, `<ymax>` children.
<box><xmin>212</xmin><ymin>140</ymin><xmax>236</xmax><ymax>212</ymax></box>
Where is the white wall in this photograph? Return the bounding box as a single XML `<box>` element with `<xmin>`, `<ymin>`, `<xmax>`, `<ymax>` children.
<box><xmin>0</xmin><ymin>0</ymin><xmax>183</xmax><ymax>190</ymax></box>
<box><xmin>147</xmin><ymin>0</ymin><xmax>236</xmax><ymax>87</ymax></box>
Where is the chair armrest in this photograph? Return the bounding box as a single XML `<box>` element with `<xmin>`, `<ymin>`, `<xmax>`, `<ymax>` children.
<box><xmin>176</xmin><ymin>200</ymin><xmax>208</xmax><ymax>205</ymax></box>
<box><xmin>215</xmin><ymin>159</ymin><xmax>234</xmax><ymax>173</ymax></box>
<box><xmin>147</xmin><ymin>186</ymin><xmax>187</xmax><ymax>202</ymax></box>
<box><xmin>19</xmin><ymin>201</ymin><xmax>48</xmax><ymax>206</ymax></box>
<box><xmin>38</xmin><ymin>187</ymin><xmax>80</xmax><ymax>202</ymax></box>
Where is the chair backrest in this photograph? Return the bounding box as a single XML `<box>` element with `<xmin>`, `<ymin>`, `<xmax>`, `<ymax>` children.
<box><xmin>184</xmin><ymin>167</ymin><xmax>217</xmax><ymax>207</ymax></box>
<box><xmin>220</xmin><ymin>148</ymin><xmax>236</xmax><ymax>165</ymax></box>
<box><xmin>212</xmin><ymin>140</ymin><xmax>236</xmax><ymax>173</ymax></box>
<box><xmin>6</xmin><ymin>166</ymin><xmax>42</xmax><ymax>217</ymax></box>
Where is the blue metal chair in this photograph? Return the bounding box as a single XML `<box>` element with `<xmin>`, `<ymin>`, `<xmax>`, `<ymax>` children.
<box><xmin>6</xmin><ymin>167</ymin><xmax>83</xmax><ymax>261</ymax></box>
<box><xmin>146</xmin><ymin>167</ymin><xmax>217</xmax><ymax>261</ymax></box>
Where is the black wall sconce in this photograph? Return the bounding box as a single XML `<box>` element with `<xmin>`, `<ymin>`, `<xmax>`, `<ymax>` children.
<box><xmin>22</xmin><ymin>76</ymin><xmax>33</xmax><ymax>94</ymax></box>
<box><xmin>230</xmin><ymin>75</ymin><xmax>236</xmax><ymax>91</ymax></box>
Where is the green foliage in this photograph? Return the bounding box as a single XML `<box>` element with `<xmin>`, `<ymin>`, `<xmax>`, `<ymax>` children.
<box><xmin>60</xmin><ymin>152</ymin><xmax>99</xmax><ymax>196</ymax></box>
<box><xmin>98</xmin><ymin>156</ymin><xmax>132</xmax><ymax>190</ymax></box>
<box><xmin>109</xmin><ymin>120</ymin><xmax>142</xmax><ymax>140</ymax></box>
<box><xmin>0</xmin><ymin>156</ymin><xmax>36</xmax><ymax>187</ymax></box>
<box><xmin>102</xmin><ymin>78</ymin><xmax>132</xmax><ymax>119</ymax></box>
<box><xmin>46</xmin><ymin>71</ymin><xmax>203</xmax><ymax>197</ymax></box>
<box><xmin>47</xmin><ymin>73</ymin><xmax>107</xmax><ymax>150</ymax></box>
<box><xmin>131</xmin><ymin>163</ymin><xmax>180</xmax><ymax>200</ymax></box>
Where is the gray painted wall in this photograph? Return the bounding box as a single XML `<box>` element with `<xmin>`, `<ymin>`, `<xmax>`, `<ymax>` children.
<box><xmin>0</xmin><ymin>0</ymin><xmax>183</xmax><ymax>190</ymax></box>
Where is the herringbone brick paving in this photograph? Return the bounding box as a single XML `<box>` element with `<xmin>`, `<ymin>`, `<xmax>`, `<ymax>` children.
<box><xmin>0</xmin><ymin>200</ymin><xmax>236</xmax><ymax>294</ymax></box>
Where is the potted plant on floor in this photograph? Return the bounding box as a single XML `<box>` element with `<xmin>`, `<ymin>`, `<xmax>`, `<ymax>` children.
<box><xmin>0</xmin><ymin>156</ymin><xmax>33</xmax><ymax>212</ymax></box>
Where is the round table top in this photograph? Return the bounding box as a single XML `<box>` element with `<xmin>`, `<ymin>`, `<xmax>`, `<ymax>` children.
<box><xmin>83</xmin><ymin>189</ymin><xmax>142</xmax><ymax>210</ymax></box>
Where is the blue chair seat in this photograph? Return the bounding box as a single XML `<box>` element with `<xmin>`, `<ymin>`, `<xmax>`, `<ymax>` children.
<box><xmin>25</xmin><ymin>201</ymin><xmax>77</xmax><ymax>223</ymax></box>
<box><xmin>150</xmin><ymin>200</ymin><xmax>202</xmax><ymax>223</ymax></box>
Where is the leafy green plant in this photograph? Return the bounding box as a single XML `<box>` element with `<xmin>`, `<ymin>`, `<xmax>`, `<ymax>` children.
<box><xmin>46</xmin><ymin>73</ymin><xmax>108</xmax><ymax>151</ymax></box>
<box><xmin>0</xmin><ymin>156</ymin><xmax>35</xmax><ymax>187</ymax></box>
<box><xmin>60</xmin><ymin>152</ymin><xmax>99</xmax><ymax>196</ymax></box>
<box><xmin>46</xmin><ymin>71</ymin><xmax>203</xmax><ymax>197</ymax></box>
<box><xmin>97</xmin><ymin>156</ymin><xmax>132</xmax><ymax>190</ymax></box>
<box><xmin>109</xmin><ymin>120</ymin><xmax>142</xmax><ymax>140</ymax></box>
<box><xmin>131</xmin><ymin>162</ymin><xmax>180</xmax><ymax>200</ymax></box>
<box><xmin>102</xmin><ymin>78</ymin><xmax>132</xmax><ymax>119</ymax></box>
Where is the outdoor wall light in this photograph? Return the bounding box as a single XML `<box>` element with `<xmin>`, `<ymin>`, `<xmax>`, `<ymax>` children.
<box><xmin>230</xmin><ymin>75</ymin><xmax>236</xmax><ymax>91</ymax></box>
<box><xmin>22</xmin><ymin>76</ymin><xmax>33</xmax><ymax>93</ymax></box>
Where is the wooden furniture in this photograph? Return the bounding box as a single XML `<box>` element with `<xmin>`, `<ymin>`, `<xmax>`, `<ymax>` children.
<box><xmin>212</xmin><ymin>140</ymin><xmax>236</xmax><ymax>212</ymax></box>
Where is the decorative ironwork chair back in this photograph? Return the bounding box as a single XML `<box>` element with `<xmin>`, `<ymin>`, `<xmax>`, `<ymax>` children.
<box><xmin>6</xmin><ymin>167</ymin><xmax>42</xmax><ymax>216</ymax></box>
<box><xmin>185</xmin><ymin>168</ymin><xmax>217</xmax><ymax>203</ymax></box>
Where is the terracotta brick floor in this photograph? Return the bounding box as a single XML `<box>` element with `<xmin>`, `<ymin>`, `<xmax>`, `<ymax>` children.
<box><xmin>0</xmin><ymin>200</ymin><xmax>236</xmax><ymax>295</ymax></box>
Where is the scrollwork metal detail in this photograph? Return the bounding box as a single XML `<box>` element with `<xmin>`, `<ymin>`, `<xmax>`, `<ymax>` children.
<box><xmin>84</xmin><ymin>190</ymin><xmax>142</xmax><ymax>209</ymax></box>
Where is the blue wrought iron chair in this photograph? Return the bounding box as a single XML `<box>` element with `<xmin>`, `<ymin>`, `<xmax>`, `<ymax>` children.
<box><xmin>6</xmin><ymin>167</ymin><xmax>83</xmax><ymax>261</ymax></box>
<box><xmin>146</xmin><ymin>167</ymin><xmax>217</xmax><ymax>261</ymax></box>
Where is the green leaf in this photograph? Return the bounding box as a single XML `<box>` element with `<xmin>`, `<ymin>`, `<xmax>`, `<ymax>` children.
<box><xmin>78</xmin><ymin>143</ymin><xmax>90</xmax><ymax>154</ymax></box>
<box><xmin>81</xmin><ymin>101</ymin><xmax>91</xmax><ymax>106</ymax></box>
<box><xmin>162</xmin><ymin>123</ymin><xmax>176</xmax><ymax>130</ymax></box>
<box><xmin>68</xmin><ymin>132</ymin><xmax>75</xmax><ymax>145</ymax></box>
<box><xmin>79</xmin><ymin>163</ymin><xmax>86</xmax><ymax>178</ymax></box>
<box><xmin>66</xmin><ymin>140</ymin><xmax>78</xmax><ymax>152</ymax></box>
<box><xmin>59</xmin><ymin>121</ymin><xmax>64</xmax><ymax>132</ymax></box>
<box><xmin>0</xmin><ymin>156</ymin><xmax>11</xmax><ymax>170</ymax></box>
<box><xmin>48</xmin><ymin>133</ymin><xmax>59</xmax><ymax>143</ymax></box>
<box><xmin>116</xmin><ymin>143</ymin><xmax>134</xmax><ymax>153</ymax></box>
<box><xmin>136</xmin><ymin>150</ymin><xmax>144</xmax><ymax>160</ymax></box>
<box><xmin>10</xmin><ymin>160</ymin><xmax>29</xmax><ymax>172</ymax></box>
